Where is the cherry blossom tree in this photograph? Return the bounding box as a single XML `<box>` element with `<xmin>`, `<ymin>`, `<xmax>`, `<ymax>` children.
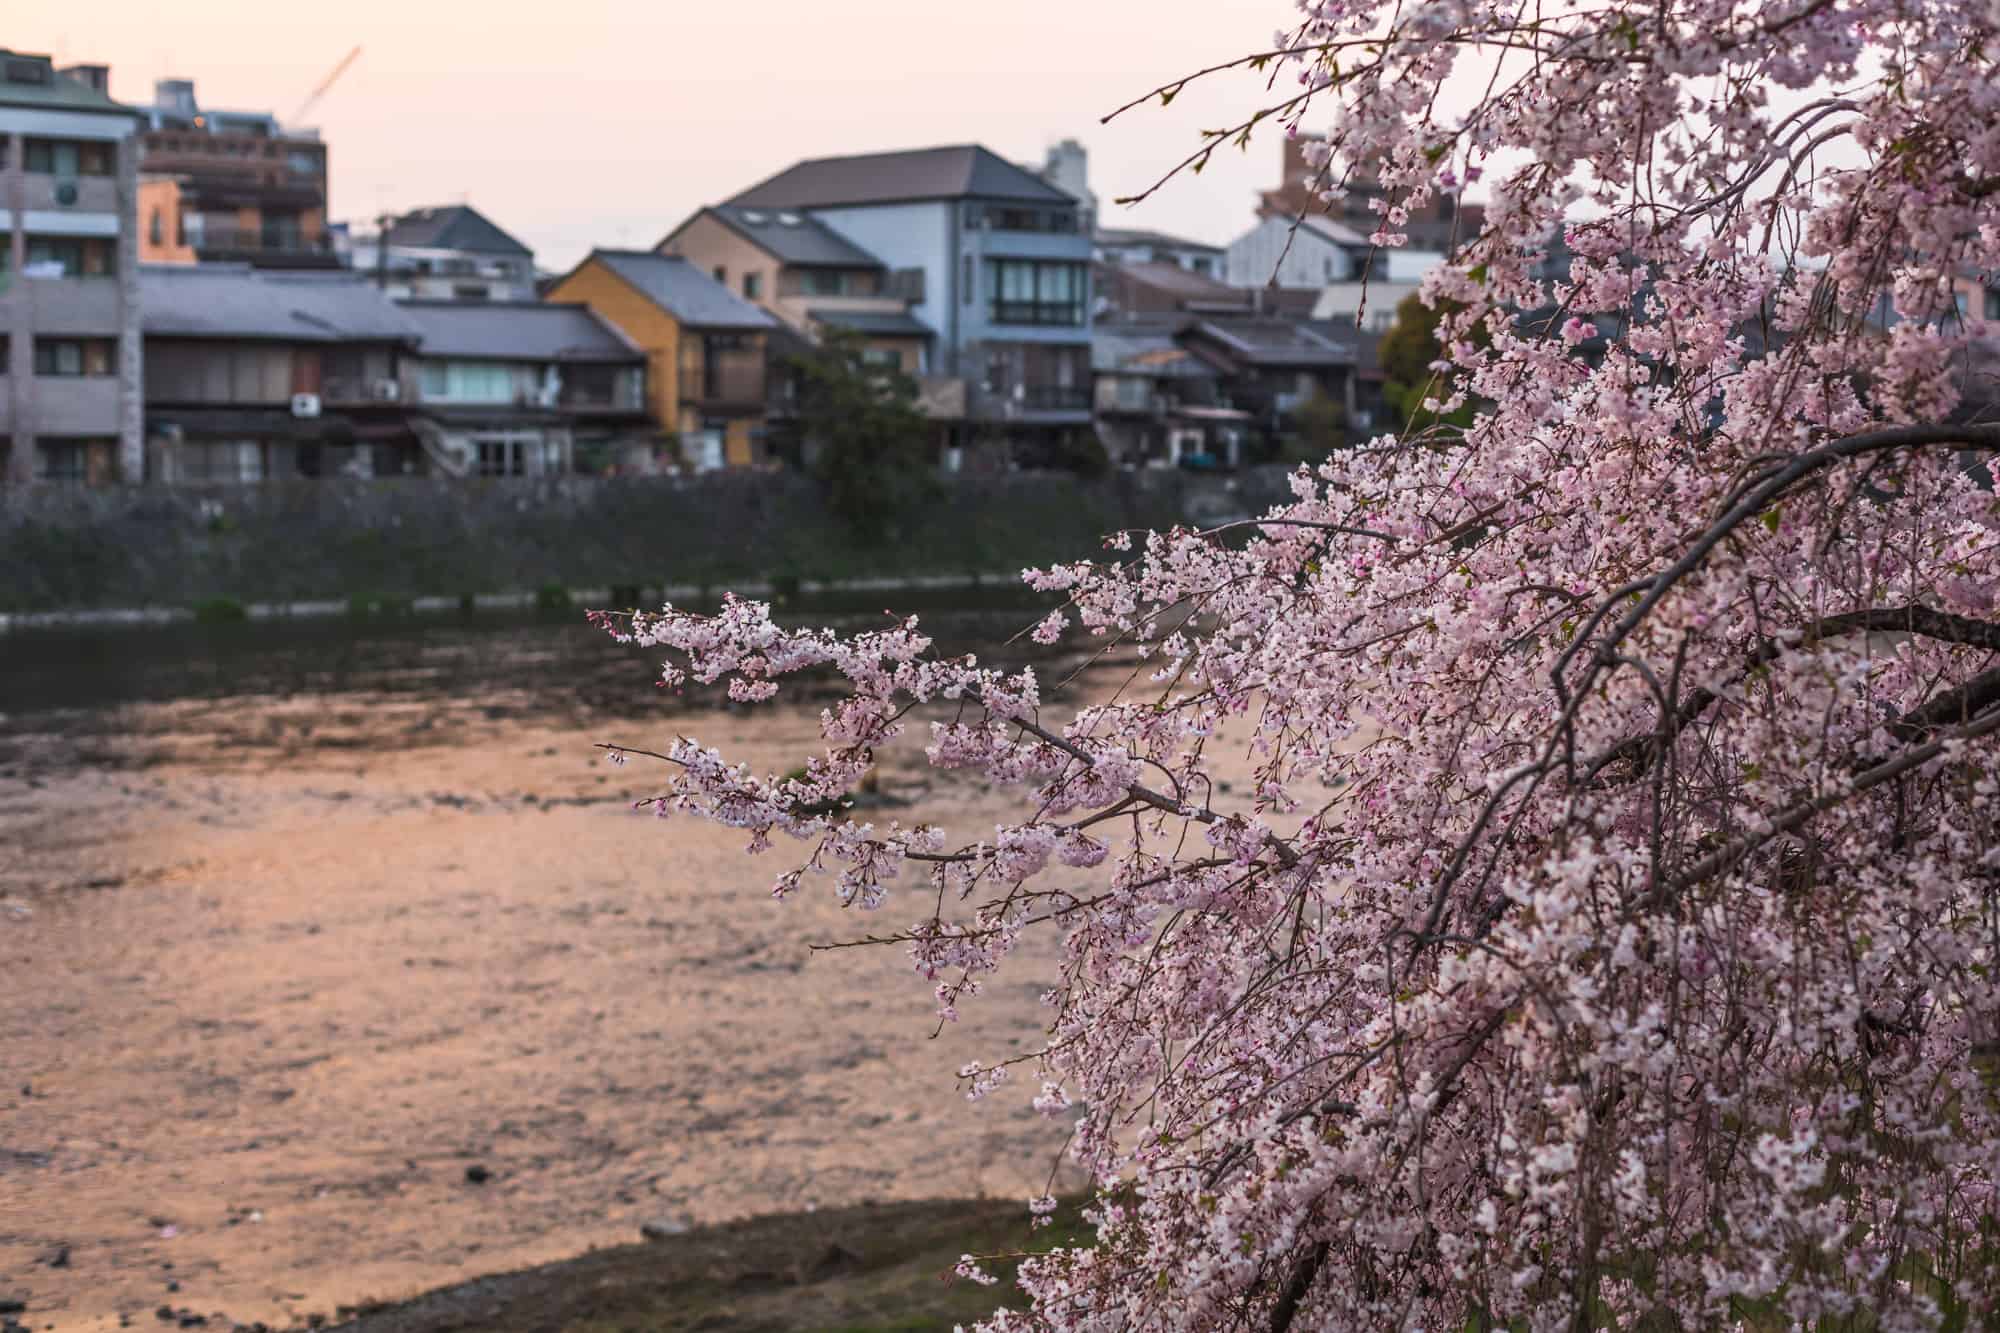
<box><xmin>598</xmin><ymin>1</ymin><xmax>2000</xmax><ymax>1326</ymax></box>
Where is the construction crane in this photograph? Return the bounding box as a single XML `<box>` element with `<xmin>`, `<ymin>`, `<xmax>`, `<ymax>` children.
<box><xmin>289</xmin><ymin>46</ymin><xmax>361</xmax><ymax>128</ymax></box>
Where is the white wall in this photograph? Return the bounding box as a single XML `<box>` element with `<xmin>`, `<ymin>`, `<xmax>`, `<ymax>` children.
<box><xmin>1225</xmin><ymin>214</ymin><xmax>1357</xmax><ymax>289</ymax></box>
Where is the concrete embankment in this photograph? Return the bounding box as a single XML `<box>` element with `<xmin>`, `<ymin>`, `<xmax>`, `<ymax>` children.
<box><xmin>1</xmin><ymin>468</ymin><xmax>1285</xmax><ymax>624</ymax></box>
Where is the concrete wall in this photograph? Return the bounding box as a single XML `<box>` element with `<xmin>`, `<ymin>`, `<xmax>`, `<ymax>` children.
<box><xmin>0</xmin><ymin>468</ymin><xmax>1297</xmax><ymax>613</ymax></box>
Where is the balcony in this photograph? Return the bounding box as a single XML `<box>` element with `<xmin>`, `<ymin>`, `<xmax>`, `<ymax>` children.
<box><xmin>1095</xmin><ymin>378</ymin><xmax>1161</xmax><ymax>415</ymax></box>
<box><xmin>20</xmin><ymin>175</ymin><xmax>120</xmax><ymax>215</ymax></box>
<box><xmin>968</xmin><ymin>383</ymin><xmax>1091</xmax><ymax>422</ymax></box>
<box><xmin>186</xmin><ymin>223</ymin><xmax>339</xmax><ymax>269</ymax></box>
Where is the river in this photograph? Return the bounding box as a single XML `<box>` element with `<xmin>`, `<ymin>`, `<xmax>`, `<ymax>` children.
<box><xmin>0</xmin><ymin>596</ymin><xmax>1085</xmax><ymax>1331</ymax></box>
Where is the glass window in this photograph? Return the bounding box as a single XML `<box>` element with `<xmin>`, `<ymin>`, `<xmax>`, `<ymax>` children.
<box><xmin>36</xmin><ymin>440</ymin><xmax>90</xmax><ymax>482</ymax></box>
<box><xmin>712</xmin><ymin>265</ymin><xmax>727</xmax><ymax>285</ymax></box>
<box><xmin>12</xmin><ymin>236</ymin><xmax>113</xmax><ymax>277</ymax></box>
<box><xmin>743</xmin><ymin>272</ymin><xmax>762</xmax><ymax>300</ymax></box>
<box><xmin>986</xmin><ymin>260</ymin><xmax>1087</xmax><ymax>326</ymax></box>
<box><xmin>33</xmin><ymin>338</ymin><xmax>115</xmax><ymax>376</ymax></box>
<box><xmin>962</xmin><ymin>254</ymin><xmax>974</xmax><ymax>305</ymax></box>
<box><xmin>1987</xmin><ymin>288</ymin><xmax>2000</xmax><ymax>322</ymax></box>
<box><xmin>803</xmin><ymin>270</ymin><xmax>847</xmax><ymax>297</ymax></box>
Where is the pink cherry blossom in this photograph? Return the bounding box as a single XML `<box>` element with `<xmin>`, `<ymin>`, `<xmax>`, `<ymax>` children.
<box><xmin>596</xmin><ymin>2</ymin><xmax>2000</xmax><ymax>1326</ymax></box>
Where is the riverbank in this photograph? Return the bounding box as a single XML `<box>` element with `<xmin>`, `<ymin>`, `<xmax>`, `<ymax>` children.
<box><xmin>0</xmin><ymin>611</ymin><xmax>1096</xmax><ymax>1331</ymax></box>
<box><xmin>329</xmin><ymin>1195</ymin><xmax>1089</xmax><ymax>1333</ymax></box>
<box><xmin>0</xmin><ymin>468</ymin><xmax>1285</xmax><ymax>617</ymax></box>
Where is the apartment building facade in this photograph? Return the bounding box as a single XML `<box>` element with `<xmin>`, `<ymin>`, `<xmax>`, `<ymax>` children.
<box><xmin>341</xmin><ymin>205</ymin><xmax>537</xmax><ymax>302</ymax></box>
<box><xmin>0</xmin><ymin>52</ymin><xmax>144</xmax><ymax>485</ymax></box>
<box><xmin>136</xmin><ymin>78</ymin><xmax>335</xmax><ymax>269</ymax></box>
<box><xmin>722</xmin><ymin>144</ymin><xmax>1095</xmax><ymax>460</ymax></box>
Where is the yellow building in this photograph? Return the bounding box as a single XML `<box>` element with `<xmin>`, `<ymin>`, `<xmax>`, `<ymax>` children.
<box><xmin>545</xmin><ymin>249</ymin><xmax>777</xmax><ymax>470</ymax></box>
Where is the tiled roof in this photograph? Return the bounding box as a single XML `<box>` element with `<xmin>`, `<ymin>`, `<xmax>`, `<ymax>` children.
<box><xmin>726</xmin><ymin>144</ymin><xmax>1072</xmax><ymax>209</ymax></box>
<box><xmin>1186</xmin><ymin>316</ymin><xmax>1355</xmax><ymax>368</ymax></box>
<box><xmin>1095</xmin><ymin>226</ymin><xmax>1223</xmax><ymax>255</ymax></box>
<box><xmin>141</xmin><ymin>265</ymin><xmax>423</xmax><ymax>342</ymax></box>
<box><xmin>385</xmin><ymin>204</ymin><xmax>533</xmax><ymax>258</ymax></box>
<box><xmin>0</xmin><ymin>51</ymin><xmax>139</xmax><ymax>117</ymax></box>
<box><xmin>806</xmin><ymin>307</ymin><xmax>934</xmax><ymax>338</ymax></box>
<box><xmin>703</xmin><ymin>206</ymin><xmax>884</xmax><ymax>268</ymax></box>
<box><xmin>396</xmin><ymin>301</ymin><xmax>641</xmax><ymax>362</ymax></box>
<box><xmin>588</xmin><ymin>251</ymin><xmax>777</xmax><ymax>330</ymax></box>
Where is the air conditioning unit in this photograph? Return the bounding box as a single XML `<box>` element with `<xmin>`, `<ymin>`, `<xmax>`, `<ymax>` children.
<box><xmin>53</xmin><ymin>180</ymin><xmax>78</xmax><ymax>207</ymax></box>
<box><xmin>371</xmin><ymin>378</ymin><xmax>401</xmax><ymax>401</ymax></box>
<box><xmin>290</xmin><ymin>392</ymin><xmax>322</xmax><ymax>419</ymax></box>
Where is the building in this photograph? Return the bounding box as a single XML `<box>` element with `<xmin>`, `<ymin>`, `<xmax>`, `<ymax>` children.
<box><xmin>1096</xmin><ymin>260</ymin><xmax>1253</xmax><ymax>321</ymax></box>
<box><xmin>545</xmin><ymin>249</ymin><xmax>778</xmax><ymax>471</ymax></box>
<box><xmin>341</xmin><ymin>205</ymin><xmax>537</xmax><ymax>302</ymax></box>
<box><xmin>1092</xmin><ymin>323</ymin><xmax>1243</xmax><ymax>468</ymax></box>
<box><xmin>1257</xmin><ymin>133</ymin><xmax>1480</xmax><ymax>254</ymax></box>
<box><xmin>1177</xmin><ymin>315</ymin><xmax>1355</xmax><ymax>458</ymax></box>
<box><xmin>1031</xmin><ymin>138</ymin><xmax>1096</xmax><ymax>235</ymax></box>
<box><xmin>720</xmin><ymin>144</ymin><xmax>1096</xmax><ymax>462</ymax></box>
<box><xmin>1095</xmin><ymin>227</ymin><xmax>1223</xmax><ymax>276</ymax></box>
<box><xmin>0</xmin><ymin>51</ymin><xmax>145</xmax><ymax>486</ymax></box>
<box><xmin>657</xmin><ymin>204</ymin><xmax>932</xmax><ymax>373</ymax></box>
<box><xmin>140</xmin><ymin>264</ymin><xmax>418</xmax><ymax>481</ymax></box>
<box><xmin>395</xmin><ymin>301</ymin><xmax>650</xmax><ymax>476</ymax></box>
<box><xmin>135</xmin><ymin>78</ymin><xmax>334</xmax><ymax>269</ymax></box>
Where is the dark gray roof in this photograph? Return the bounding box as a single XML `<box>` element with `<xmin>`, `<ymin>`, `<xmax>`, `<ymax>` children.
<box><xmin>0</xmin><ymin>51</ymin><xmax>140</xmax><ymax>117</ymax></box>
<box><xmin>1186</xmin><ymin>317</ymin><xmax>1354</xmax><ymax>368</ymax></box>
<box><xmin>140</xmin><ymin>265</ymin><xmax>424</xmax><ymax>342</ymax></box>
<box><xmin>704</xmin><ymin>206</ymin><xmax>884</xmax><ymax>268</ymax></box>
<box><xmin>726</xmin><ymin>145</ymin><xmax>1072</xmax><ymax>209</ymax></box>
<box><xmin>589</xmin><ymin>251</ymin><xmax>777</xmax><ymax>330</ymax></box>
<box><xmin>385</xmin><ymin>205</ymin><xmax>533</xmax><ymax>258</ymax></box>
<box><xmin>1095</xmin><ymin>226</ymin><xmax>1222</xmax><ymax>255</ymax></box>
<box><xmin>807</xmin><ymin>307</ymin><xmax>934</xmax><ymax>338</ymax></box>
<box><xmin>1093</xmin><ymin>327</ymin><xmax>1215</xmax><ymax>378</ymax></box>
<box><xmin>397</xmin><ymin>302</ymin><xmax>641</xmax><ymax>362</ymax></box>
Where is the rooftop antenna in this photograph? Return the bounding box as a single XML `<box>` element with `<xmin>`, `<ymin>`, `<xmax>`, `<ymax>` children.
<box><xmin>290</xmin><ymin>46</ymin><xmax>361</xmax><ymax>127</ymax></box>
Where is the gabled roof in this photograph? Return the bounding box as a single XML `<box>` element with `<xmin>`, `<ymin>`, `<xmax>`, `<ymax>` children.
<box><xmin>385</xmin><ymin>204</ymin><xmax>533</xmax><ymax>258</ymax></box>
<box><xmin>690</xmin><ymin>205</ymin><xmax>885</xmax><ymax>269</ymax></box>
<box><xmin>1099</xmin><ymin>260</ymin><xmax>1246</xmax><ymax>304</ymax></box>
<box><xmin>806</xmin><ymin>307</ymin><xmax>934</xmax><ymax>338</ymax></box>
<box><xmin>585</xmin><ymin>250</ymin><xmax>777</xmax><ymax>330</ymax></box>
<box><xmin>1183</xmin><ymin>316</ymin><xmax>1354</xmax><ymax>369</ymax></box>
<box><xmin>396</xmin><ymin>301</ymin><xmax>641</xmax><ymax>362</ymax></box>
<box><xmin>140</xmin><ymin>264</ymin><xmax>423</xmax><ymax>342</ymax></box>
<box><xmin>1096</xmin><ymin>226</ymin><xmax>1223</xmax><ymax>255</ymax></box>
<box><xmin>0</xmin><ymin>50</ymin><xmax>140</xmax><ymax>117</ymax></box>
<box><xmin>1297</xmin><ymin>214</ymin><xmax>1375</xmax><ymax>248</ymax></box>
<box><xmin>726</xmin><ymin>144</ymin><xmax>1073</xmax><ymax>209</ymax></box>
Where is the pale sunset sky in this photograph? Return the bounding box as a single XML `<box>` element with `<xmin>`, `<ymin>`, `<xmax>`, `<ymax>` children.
<box><xmin>18</xmin><ymin>0</ymin><xmax>1292</xmax><ymax>269</ymax></box>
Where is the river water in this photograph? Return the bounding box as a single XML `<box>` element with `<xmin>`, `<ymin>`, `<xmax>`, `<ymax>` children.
<box><xmin>0</xmin><ymin>595</ymin><xmax>1086</xmax><ymax>1331</ymax></box>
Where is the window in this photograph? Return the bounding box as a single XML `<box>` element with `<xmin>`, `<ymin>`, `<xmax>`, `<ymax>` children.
<box><xmin>476</xmin><ymin>436</ymin><xmax>530</xmax><ymax>476</ymax></box>
<box><xmin>5</xmin><ymin>235</ymin><xmax>115</xmax><ymax>277</ymax></box>
<box><xmin>986</xmin><ymin>259</ymin><xmax>1087</xmax><ymax>326</ymax></box>
<box><xmin>974</xmin><ymin>205</ymin><xmax>1079</xmax><ymax>234</ymax></box>
<box><xmin>35</xmin><ymin>440</ymin><xmax>90</xmax><ymax>483</ymax></box>
<box><xmin>178</xmin><ymin>441</ymin><xmax>264</xmax><ymax>483</ymax></box>
<box><xmin>419</xmin><ymin>361</ymin><xmax>515</xmax><ymax>402</ymax></box>
<box><xmin>33</xmin><ymin>338</ymin><xmax>115</xmax><ymax>376</ymax></box>
<box><xmin>801</xmin><ymin>270</ymin><xmax>848</xmax><ymax>297</ymax></box>
<box><xmin>742</xmin><ymin>272</ymin><xmax>762</xmax><ymax>300</ymax></box>
<box><xmin>23</xmin><ymin>138</ymin><xmax>113</xmax><ymax>176</ymax></box>
<box><xmin>1190</xmin><ymin>257</ymin><xmax>1213</xmax><ymax>276</ymax></box>
<box><xmin>453</xmin><ymin>284</ymin><xmax>491</xmax><ymax>301</ymax></box>
<box><xmin>861</xmin><ymin>345</ymin><xmax>902</xmax><ymax>369</ymax></box>
<box><xmin>962</xmin><ymin>253</ymin><xmax>975</xmax><ymax>305</ymax></box>
<box><xmin>712</xmin><ymin>265</ymin><xmax>727</xmax><ymax>285</ymax></box>
<box><xmin>149</xmin><ymin>210</ymin><xmax>164</xmax><ymax>247</ymax></box>
<box><xmin>1988</xmin><ymin>288</ymin><xmax>2000</xmax><ymax>322</ymax></box>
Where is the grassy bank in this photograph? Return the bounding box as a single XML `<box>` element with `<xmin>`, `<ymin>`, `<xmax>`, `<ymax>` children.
<box><xmin>332</xmin><ymin>1196</ymin><xmax>1089</xmax><ymax>1333</ymax></box>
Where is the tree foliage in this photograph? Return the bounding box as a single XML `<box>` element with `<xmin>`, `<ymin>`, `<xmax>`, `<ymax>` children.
<box><xmin>788</xmin><ymin>328</ymin><xmax>936</xmax><ymax>541</ymax></box>
<box><xmin>601</xmin><ymin>3</ymin><xmax>2000</xmax><ymax>1328</ymax></box>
